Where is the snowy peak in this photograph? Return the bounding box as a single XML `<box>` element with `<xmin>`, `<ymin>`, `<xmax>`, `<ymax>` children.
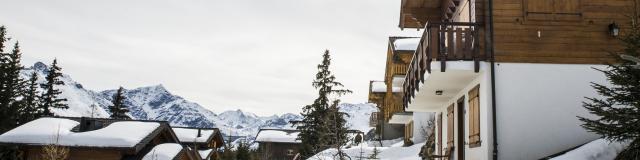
<box><xmin>31</xmin><ymin>61</ymin><xmax>49</xmax><ymax>72</ymax></box>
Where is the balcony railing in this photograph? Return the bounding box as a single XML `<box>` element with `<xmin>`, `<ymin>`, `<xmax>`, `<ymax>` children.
<box><xmin>403</xmin><ymin>22</ymin><xmax>485</xmax><ymax>107</ymax></box>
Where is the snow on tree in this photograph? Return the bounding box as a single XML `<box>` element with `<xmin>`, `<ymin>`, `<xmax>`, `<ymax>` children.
<box><xmin>108</xmin><ymin>87</ymin><xmax>130</xmax><ymax>120</ymax></box>
<box><xmin>578</xmin><ymin>24</ymin><xmax>640</xmax><ymax>159</ymax></box>
<box><xmin>38</xmin><ymin>59</ymin><xmax>68</xmax><ymax>116</ymax></box>
<box><xmin>295</xmin><ymin>50</ymin><xmax>352</xmax><ymax>159</ymax></box>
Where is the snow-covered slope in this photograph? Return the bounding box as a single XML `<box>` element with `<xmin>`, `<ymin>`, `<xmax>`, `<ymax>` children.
<box><xmin>20</xmin><ymin>62</ymin><xmax>301</xmax><ymax>137</ymax></box>
<box><xmin>339</xmin><ymin>103</ymin><xmax>378</xmax><ymax>133</ymax></box>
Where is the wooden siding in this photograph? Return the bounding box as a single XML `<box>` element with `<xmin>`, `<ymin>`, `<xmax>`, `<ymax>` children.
<box><xmin>492</xmin><ymin>0</ymin><xmax>636</xmax><ymax>64</ymax></box>
<box><xmin>23</xmin><ymin>147</ymin><xmax>123</xmax><ymax>160</ymax></box>
<box><xmin>258</xmin><ymin>142</ymin><xmax>302</xmax><ymax>160</ymax></box>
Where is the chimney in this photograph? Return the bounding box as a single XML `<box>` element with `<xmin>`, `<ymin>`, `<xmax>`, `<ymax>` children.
<box><xmin>197</xmin><ymin>128</ymin><xmax>202</xmax><ymax>137</ymax></box>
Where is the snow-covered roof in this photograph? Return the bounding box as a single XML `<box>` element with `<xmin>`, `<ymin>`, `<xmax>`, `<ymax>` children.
<box><xmin>393</xmin><ymin>38</ymin><xmax>420</xmax><ymax>51</ymax></box>
<box><xmin>172</xmin><ymin>128</ymin><xmax>216</xmax><ymax>143</ymax></box>
<box><xmin>255</xmin><ymin>129</ymin><xmax>301</xmax><ymax>143</ymax></box>
<box><xmin>198</xmin><ymin>149</ymin><xmax>213</xmax><ymax>159</ymax></box>
<box><xmin>371</xmin><ymin>81</ymin><xmax>386</xmax><ymax>93</ymax></box>
<box><xmin>388</xmin><ymin>113</ymin><xmax>413</xmax><ymax>125</ymax></box>
<box><xmin>142</xmin><ymin>143</ymin><xmax>184</xmax><ymax>160</ymax></box>
<box><xmin>0</xmin><ymin>118</ymin><xmax>161</xmax><ymax>148</ymax></box>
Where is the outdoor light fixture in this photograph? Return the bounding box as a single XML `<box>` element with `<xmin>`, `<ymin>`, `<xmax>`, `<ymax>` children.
<box><xmin>435</xmin><ymin>90</ymin><xmax>443</xmax><ymax>95</ymax></box>
<box><xmin>609</xmin><ymin>22</ymin><xmax>620</xmax><ymax>37</ymax></box>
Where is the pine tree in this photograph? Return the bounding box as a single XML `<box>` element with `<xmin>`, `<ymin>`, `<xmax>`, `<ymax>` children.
<box><xmin>17</xmin><ymin>72</ymin><xmax>40</xmax><ymax>124</ymax></box>
<box><xmin>295</xmin><ymin>50</ymin><xmax>352</xmax><ymax>159</ymax></box>
<box><xmin>235</xmin><ymin>140</ymin><xmax>252</xmax><ymax>160</ymax></box>
<box><xmin>0</xmin><ymin>25</ymin><xmax>21</xmax><ymax>160</ymax></box>
<box><xmin>578</xmin><ymin>24</ymin><xmax>640</xmax><ymax>159</ymax></box>
<box><xmin>108</xmin><ymin>87</ymin><xmax>130</xmax><ymax>119</ymax></box>
<box><xmin>0</xmin><ymin>42</ymin><xmax>26</xmax><ymax>132</ymax></box>
<box><xmin>38</xmin><ymin>59</ymin><xmax>68</xmax><ymax>116</ymax></box>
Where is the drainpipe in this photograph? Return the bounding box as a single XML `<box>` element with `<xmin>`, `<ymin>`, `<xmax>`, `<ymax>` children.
<box><xmin>487</xmin><ymin>0</ymin><xmax>498</xmax><ymax>159</ymax></box>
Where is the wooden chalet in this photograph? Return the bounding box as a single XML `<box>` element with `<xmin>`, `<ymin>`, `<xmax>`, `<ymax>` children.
<box><xmin>368</xmin><ymin>37</ymin><xmax>420</xmax><ymax>142</ymax></box>
<box><xmin>172</xmin><ymin>127</ymin><xmax>225</xmax><ymax>160</ymax></box>
<box><xmin>0</xmin><ymin>117</ymin><xmax>199</xmax><ymax>160</ymax></box>
<box><xmin>254</xmin><ymin>129</ymin><xmax>302</xmax><ymax>160</ymax></box>
<box><xmin>395</xmin><ymin>0</ymin><xmax>638</xmax><ymax>159</ymax></box>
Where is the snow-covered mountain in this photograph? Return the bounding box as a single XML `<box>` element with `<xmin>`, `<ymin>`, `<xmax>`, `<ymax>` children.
<box><xmin>20</xmin><ymin>62</ymin><xmax>301</xmax><ymax>137</ymax></box>
<box><xmin>20</xmin><ymin>62</ymin><xmax>377</xmax><ymax>139</ymax></box>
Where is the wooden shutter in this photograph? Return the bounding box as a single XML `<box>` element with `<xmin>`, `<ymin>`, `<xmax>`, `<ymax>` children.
<box><xmin>468</xmin><ymin>85</ymin><xmax>481</xmax><ymax>147</ymax></box>
<box><xmin>525</xmin><ymin>0</ymin><xmax>581</xmax><ymax>21</ymax></box>
<box><xmin>437</xmin><ymin>113</ymin><xmax>443</xmax><ymax>157</ymax></box>
<box><xmin>554</xmin><ymin>0</ymin><xmax>581</xmax><ymax>21</ymax></box>
<box><xmin>446</xmin><ymin>104</ymin><xmax>455</xmax><ymax>149</ymax></box>
<box><xmin>526</xmin><ymin>0</ymin><xmax>554</xmax><ymax>20</ymax></box>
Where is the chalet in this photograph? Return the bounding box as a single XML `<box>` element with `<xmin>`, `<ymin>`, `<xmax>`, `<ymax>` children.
<box><xmin>172</xmin><ymin>127</ymin><xmax>225</xmax><ymax>160</ymax></box>
<box><xmin>0</xmin><ymin>117</ymin><xmax>197</xmax><ymax>160</ymax></box>
<box><xmin>368</xmin><ymin>37</ymin><xmax>420</xmax><ymax>144</ymax></box>
<box><xmin>395</xmin><ymin>0</ymin><xmax>638</xmax><ymax>159</ymax></box>
<box><xmin>254</xmin><ymin>129</ymin><xmax>302</xmax><ymax>160</ymax></box>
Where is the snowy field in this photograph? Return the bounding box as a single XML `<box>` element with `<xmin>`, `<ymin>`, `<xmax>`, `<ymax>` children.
<box><xmin>308</xmin><ymin>139</ymin><xmax>422</xmax><ymax>160</ymax></box>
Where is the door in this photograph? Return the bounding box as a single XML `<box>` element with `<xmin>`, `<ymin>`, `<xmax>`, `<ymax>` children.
<box><xmin>457</xmin><ymin>97</ymin><xmax>465</xmax><ymax>160</ymax></box>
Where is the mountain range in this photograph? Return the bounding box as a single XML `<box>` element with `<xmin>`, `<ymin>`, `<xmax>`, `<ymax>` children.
<box><xmin>21</xmin><ymin>62</ymin><xmax>377</xmax><ymax>138</ymax></box>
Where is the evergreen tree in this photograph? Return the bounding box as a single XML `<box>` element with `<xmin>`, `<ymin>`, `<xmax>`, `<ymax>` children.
<box><xmin>17</xmin><ymin>72</ymin><xmax>40</xmax><ymax>124</ymax></box>
<box><xmin>0</xmin><ymin>42</ymin><xmax>26</xmax><ymax>132</ymax></box>
<box><xmin>108</xmin><ymin>87</ymin><xmax>130</xmax><ymax>119</ymax></box>
<box><xmin>235</xmin><ymin>140</ymin><xmax>251</xmax><ymax>160</ymax></box>
<box><xmin>578</xmin><ymin>24</ymin><xmax>640</xmax><ymax>159</ymax></box>
<box><xmin>295</xmin><ymin>50</ymin><xmax>352</xmax><ymax>159</ymax></box>
<box><xmin>38</xmin><ymin>59</ymin><xmax>68</xmax><ymax>116</ymax></box>
<box><xmin>0</xmin><ymin>25</ymin><xmax>21</xmax><ymax>160</ymax></box>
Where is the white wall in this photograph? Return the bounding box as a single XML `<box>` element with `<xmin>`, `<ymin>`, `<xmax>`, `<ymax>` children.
<box><xmin>495</xmin><ymin>63</ymin><xmax>606</xmax><ymax>159</ymax></box>
<box><xmin>430</xmin><ymin>63</ymin><xmax>492</xmax><ymax>160</ymax></box>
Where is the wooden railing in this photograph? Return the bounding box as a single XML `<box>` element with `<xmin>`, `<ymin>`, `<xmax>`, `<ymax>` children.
<box><xmin>403</xmin><ymin>22</ymin><xmax>485</xmax><ymax>107</ymax></box>
<box><xmin>393</xmin><ymin>64</ymin><xmax>408</xmax><ymax>76</ymax></box>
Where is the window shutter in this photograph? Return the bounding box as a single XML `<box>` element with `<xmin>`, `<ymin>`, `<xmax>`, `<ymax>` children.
<box><xmin>525</xmin><ymin>0</ymin><xmax>581</xmax><ymax>21</ymax></box>
<box><xmin>554</xmin><ymin>0</ymin><xmax>581</xmax><ymax>21</ymax></box>
<box><xmin>447</xmin><ymin>104</ymin><xmax>455</xmax><ymax>149</ymax></box>
<box><xmin>437</xmin><ymin>113</ymin><xmax>443</xmax><ymax>156</ymax></box>
<box><xmin>468</xmin><ymin>85</ymin><xmax>481</xmax><ymax>147</ymax></box>
<box><xmin>526</xmin><ymin>0</ymin><xmax>554</xmax><ymax>20</ymax></box>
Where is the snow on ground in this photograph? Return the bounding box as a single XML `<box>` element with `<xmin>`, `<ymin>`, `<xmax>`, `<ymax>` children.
<box><xmin>0</xmin><ymin>118</ymin><xmax>159</xmax><ymax>147</ymax></box>
<box><xmin>308</xmin><ymin>140</ymin><xmax>421</xmax><ymax>160</ymax></box>
<box><xmin>551</xmin><ymin>138</ymin><xmax>630</xmax><ymax>160</ymax></box>
<box><xmin>142</xmin><ymin>143</ymin><xmax>183</xmax><ymax>160</ymax></box>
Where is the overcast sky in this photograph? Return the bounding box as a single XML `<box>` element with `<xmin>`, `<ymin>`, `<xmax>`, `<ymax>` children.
<box><xmin>0</xmin><ymin>0</ymin><xmax>420</xmax><ymax>116</ymax></box>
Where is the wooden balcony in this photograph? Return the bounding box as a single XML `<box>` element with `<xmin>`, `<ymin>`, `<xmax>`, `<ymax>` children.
<box><xmin>403</xmin><ymin>22</ymin><xmax>486</xmax><ymax>107</ymax></box>
<box><xmin>368</xmin><ymin>81</ymin><xmax>385</xmax><ymax>104</ymax></box>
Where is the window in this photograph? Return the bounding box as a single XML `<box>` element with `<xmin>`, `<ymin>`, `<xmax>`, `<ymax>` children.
<box><xmin>468</xmin><ymin>85</ymin><xmax>481</xmax><ymax>147</ymax></box>
<box><xmin>447</xmin><ymin>104</ymin><xmax>455</xmax><ymax>149</ymax></box>
<box><xmin>524</xmin><ymin>0</ymin><xmax>581</xmax><ymax>21</ymax></box>
<box><xmin>286</xmin><ymin>149</ymin><xmax>295</xmax><ymax>156</ymax></box>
